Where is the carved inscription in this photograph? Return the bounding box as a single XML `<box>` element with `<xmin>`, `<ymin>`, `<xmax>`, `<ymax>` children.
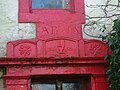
<box><xmin>19</xmin><ymin>44</ymin><xmax>32</xmax><ymax>56</ymax></box>
<box><xmin>39</xmin><ymin>25</ymin><xmax>58</xmax><ymax>36</ymax></box>
<box><xmin>37</xmin><ymin>23</ymin><xmax>82</xmax><ymax>39</ymax></box>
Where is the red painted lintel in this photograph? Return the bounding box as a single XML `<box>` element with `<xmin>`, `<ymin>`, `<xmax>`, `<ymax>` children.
<box><xmin>0</xmin><ymin>57</ymin><xmax>107</xmax><ymax>66</ymax></box>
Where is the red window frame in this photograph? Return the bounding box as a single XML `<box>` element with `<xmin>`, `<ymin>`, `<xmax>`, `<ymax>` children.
<box><xmin>18</xmin><ymin>0</ymin><xmax>85</xmax><ymax>23</ymax></box>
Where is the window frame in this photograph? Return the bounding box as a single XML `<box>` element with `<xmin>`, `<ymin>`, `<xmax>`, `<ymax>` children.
<box><xmin>18</xmin><ymin>0</ymin><xmax>85</xmax><ymax>23</ymax></box>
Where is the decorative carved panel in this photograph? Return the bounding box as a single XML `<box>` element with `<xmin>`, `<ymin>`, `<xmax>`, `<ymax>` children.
<box><xmin>14</xmin><ymin>43</ymin><xmax>36</xmax><ymax>57</ymax></box>
<box><xmin>85</xmin><ymin>40</ymin><xmax>108</xmax><ymax>57</ymax></box>
<box><xmin>44</xmin><ymin>38</ymin><xmax>79</xmax><ymax>58</ymax></box>
<box><xmin>7</xmin><ymin>40</ymin><xmax>36</xmax><ymax>57</ymax></box>
<box><xmin>18</xmin><ymin>44</ymin><xmax>32</xmax><ymax>56</ymax></box>
<box><xmin>5</xmin><ymin>0</ymin><xmax>109</xmax><ymax>90</ymax></box>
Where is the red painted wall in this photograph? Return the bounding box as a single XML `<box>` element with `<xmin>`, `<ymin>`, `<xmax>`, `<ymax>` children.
<box><xmin>4</xmin><ymin>0</ymin><xmax>109</xmax><ymax>90</ymax></box>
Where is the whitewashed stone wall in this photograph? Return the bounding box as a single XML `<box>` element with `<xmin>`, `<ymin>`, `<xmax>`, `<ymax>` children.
<box><xmin>0</xmin><ymin>0</ymin><xmax>36</xmax><ymax>57</ymax></box>
<box><xmin>84</xmin><ymin>0</ymin><xmax>119</xmax><ymax>39</ymax></box>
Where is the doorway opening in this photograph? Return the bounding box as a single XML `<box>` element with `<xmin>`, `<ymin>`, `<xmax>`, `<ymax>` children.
<box><xmin>31</xmin><ymin>75</ymin><xmax>91</xmax><ymax>90</ymax></box>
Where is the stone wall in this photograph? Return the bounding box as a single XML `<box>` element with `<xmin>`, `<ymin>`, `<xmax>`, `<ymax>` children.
<box><xmin>0</xmin><ymin>0</ymin><xmax>36</xmax><ymax>57</ymax></box>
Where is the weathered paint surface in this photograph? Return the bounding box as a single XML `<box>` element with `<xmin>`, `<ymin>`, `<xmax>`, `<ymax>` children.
<box><xmin>3</xmin><ymin>0</ymin><xmax>109</xmax><ymax>90</ymax></box>
<box><xmin>2</xmin><ymin>57</ymin><xmax>108</xmax><ymax>90</ymax></box>
<box><xmin>0</xmin><ymin>0</ymin><xmax>119</xmax><ymax>57</ymax></box>
<box><xmin>0</xmin><ymin>0</ymin><xmax>117</xmax><ymax>90</ymax></box>
<box><xmin>7</xmin><ymin>0</ymin><xmax>108</xmax><ymax>58</ymax></box>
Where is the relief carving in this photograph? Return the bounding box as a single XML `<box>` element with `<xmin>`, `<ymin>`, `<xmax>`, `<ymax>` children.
<box><xmin>89</xmin><ymin>43</ymin><xmax>102</xmax><ymax>56</ymax></box>
<box><xmin>68</xmin><ymin>24</ymin><xmax>81</xmax><ymax>35</ymax></box>
<box><xmin>41</xmin><ymin>26</ymin><xmax>50</xmax><ymax>35</ymax></box>
<box><xmin>39</xmin><ymin>25</ymin><xmax>58</xmax><ymax>37</ymax></box>
<box><xmin>19</xmin><ymin>44</ymin><xmax>32</xmax><ymax>56</ymax></box>
<box><xmin>38</xmin><ymin>23</ymin><xmax>82</xmax><ymax>39</ymax></box>
<box><xmin>45</xmin><ymin>40</ymin><xmax>77</xmax><ymax>58</ymax></box>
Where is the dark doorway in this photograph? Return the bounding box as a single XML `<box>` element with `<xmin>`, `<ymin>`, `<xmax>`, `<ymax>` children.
<box><xmin>31</xmin><ymin>75</ymin><xmax>91</xmax><ymax>90</ymax></box>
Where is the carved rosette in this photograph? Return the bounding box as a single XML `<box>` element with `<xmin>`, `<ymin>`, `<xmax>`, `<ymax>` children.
<box><xmin>85</xmin><ymin>41</ymin><xmax>107</xmax><ymax>57</ymax></box>
<box><xmin>19</xmin><ymin>44</ymin><xmax>32</xmax><ymax>56</ymax></box>
<box><xmin>89</xmin><ymin>43</ymin><xmax>102</xmax><ymax>56</ymax></box>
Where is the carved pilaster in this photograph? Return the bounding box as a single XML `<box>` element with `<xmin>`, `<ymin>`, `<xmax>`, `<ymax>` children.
<box><xmin>4</xmin><ymin>75</ymin><xmax>30</xmax><ymax>90</ymax></box>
